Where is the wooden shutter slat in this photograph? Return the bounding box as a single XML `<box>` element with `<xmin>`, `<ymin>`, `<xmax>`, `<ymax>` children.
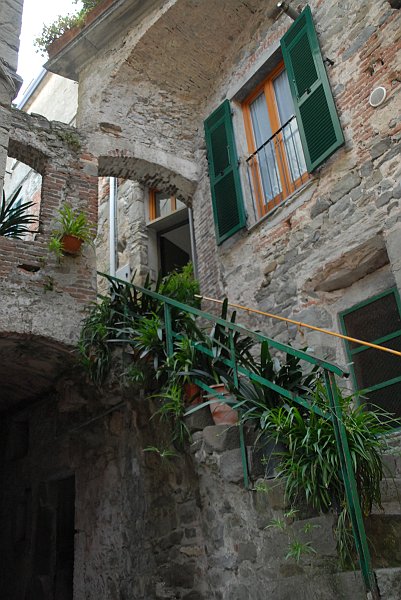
<box><xmin>281</xmin><ymin>6</ymin><xmax>344</xmax><ymax>172</ymax></box>
<box><xmin>204</xmin><ymin>100</ymin><xmax>246</xmax><ymax>244</ymax></box>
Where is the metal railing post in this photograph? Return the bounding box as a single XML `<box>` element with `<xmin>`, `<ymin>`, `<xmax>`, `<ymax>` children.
<box><xmin>324</xmin><ymin>371</ymin><xmax>379</xmax><ymax>599</ymax></box>
<box><xmin>164</xmin><ymin>302</ymin><xmax>174</xmax><ymax>357</ymax></box>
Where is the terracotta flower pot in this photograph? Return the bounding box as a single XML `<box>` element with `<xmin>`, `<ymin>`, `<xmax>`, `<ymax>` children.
<box><xmin>61</xmin><ymin>234</ymin><xmax>83</xmax><ymax>255</ymax></box>
<box><xmin>209</xmin><ymin>383</ymin><xmax>238</xmax><ymax>426</ymax></box>
<box><xmin>183</xmin><ymin>383</ymin><xmax>202</xmax><ymax>406</ymax></box>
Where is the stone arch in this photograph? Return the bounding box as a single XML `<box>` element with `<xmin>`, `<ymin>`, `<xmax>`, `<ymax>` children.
<box><xmin>7</xmin><ymin>138</ymin><xmax>48</xmax><ymax>176</ymax></box>
<box><xmin>98</xmin><ymin>153</ymin><xmax>197</xmax><ymax>204</ymax></box>
<box><xmin>0</xmin><ymin>333</ymin><xmax>77</xmax><ymax>411</ymax></box>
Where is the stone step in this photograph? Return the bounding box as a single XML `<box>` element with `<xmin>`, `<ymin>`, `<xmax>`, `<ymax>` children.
<box><xmin>371</xmin><ymin>477</ymin><xmax>401</xmax><ymax>515</ymax></box>
<box><xmin>376</xmin><ymin>567</ymin><xmax>401</xmax><ymax>600</ymax></box>
<box><xmin>252</xmin><ymin>569</ymin><xmax>366</xmax><ymax>600</ymax></box>
<box><xmin>382</xmin><ymin>450</ymin><xmax>401</xmax><ymax>478</ymax></box>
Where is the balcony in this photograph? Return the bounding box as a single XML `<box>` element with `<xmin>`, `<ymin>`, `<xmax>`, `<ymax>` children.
<box><xmin>246</xmin><ymin>115</ymin><xmax>309</xmax><ymax>217</ymax></box>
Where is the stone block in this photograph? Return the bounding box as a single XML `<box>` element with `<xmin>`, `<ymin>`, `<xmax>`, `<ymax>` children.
<box><xmin>227</xmin><ymin>583</ymin><xmax>251</xmax><ymax>600</ymax></box>
<box><xmin>376</xmin><ymin>567</ymin><xmax>401</xmax><ymax>600</ymax></box>
<box><xmin>365</xmin><ymin>514</ymin><xmax>401</xmax><ymax>567</ymax></box>
<box><xmin>330</xmin><ymin>172</ymin><xmax>361</xmax><ymax>203</ymax></box>
<box><xmin>370</xmin><ymin>138</ymin><xmax>391</xmax><ymax>160</ymax></box>
<box><xmin>311</xmin><ymin>196</ymin><xmax>331</xmax><ymax>219</ymax></box>
<box><xmin>203</xmin><ymin>425</ymin><xmax>240</xmax><ymax>453</ymax></box>
<box><xmin>392</xmin><ymin>182</ymin><xmax>401</xmax><ymax>199</ymax></box>
<box><xmin>375</xmin><ymin>191</ymin><xmax>393</xmax><ymax>208</ymax></box>
<box><xmin>237</xmin><ymin>541</ymin><xmax>257</xmax><ymax>563</ymax></box>
<box><xmin>183</xmin><ymin>592</ymin><xmax>205</xmax><ymax>600</ymax></box>
<box><xmin>184</xmin><ymin>405</ymin><xmax>213</xmax><ymax>432</ymax></box>
<box><xmin>219</xmin><ymin>448</ymin><xmax>244</xmax><ymax>483</ymax></box>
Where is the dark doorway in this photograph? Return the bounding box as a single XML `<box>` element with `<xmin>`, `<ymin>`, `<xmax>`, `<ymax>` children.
<box><xmin>29</xmin><ymin>476</ymin><xmax>75</xmax><ymax>600</ymax></box>
<box><xmin>159</xmin><ymin>221</ymin><xmax>191</xmax><ymax>276</ymax></box>
<box><xmin>54</xmin><ymin>477</ymin><xmax>75</xmax><ymax>600</ymax></box>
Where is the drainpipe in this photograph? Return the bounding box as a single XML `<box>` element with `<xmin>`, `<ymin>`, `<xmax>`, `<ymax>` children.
<box><xmin>109</xmin><ymin>177</ymin><xmax>117</xmax><ymax>277</ymax></box>
<box><xmin>188</xmin><ymin>207</ymin><xmax>198</xmax><ymax>279</ymax></box>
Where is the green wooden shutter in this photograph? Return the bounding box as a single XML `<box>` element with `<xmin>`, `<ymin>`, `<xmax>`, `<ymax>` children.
<box><xmin>281</xmin><ymin>5</ymin><xmax>344</xmax><ymax>172</ymax></box>
<box><xmin>204</xmin><ymin>100</ymin><xmax>246</xmax><ymax>244</ymax></box>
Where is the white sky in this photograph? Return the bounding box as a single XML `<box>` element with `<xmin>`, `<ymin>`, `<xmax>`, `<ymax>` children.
<box><xmin>16</xmin><ymin>0</ymin><xmax>82</xmax><ymax>102</ymax></box>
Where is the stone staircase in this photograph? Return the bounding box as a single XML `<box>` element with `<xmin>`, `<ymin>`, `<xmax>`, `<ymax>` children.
<box><xmin>187</xmin><ymin>414</ymin><xmax>401</xmax><ymax>600</ymax></box>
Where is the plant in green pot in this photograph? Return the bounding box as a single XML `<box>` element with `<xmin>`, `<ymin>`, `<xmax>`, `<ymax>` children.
<box><xmin>49</xmin><ymin>203</ymin><xmax>94</xmax><ymax>258</ymax></box>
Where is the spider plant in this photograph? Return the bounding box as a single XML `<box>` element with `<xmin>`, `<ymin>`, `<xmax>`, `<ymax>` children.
<box><xmin>263</xmin><ymin>381</ymin><xmax>392</xmax><ymax>565</ymax></box>
<box><xmin>0</xmin><ymin>186</ymin><xmax>37</xmax><ymax>238</ymax></box>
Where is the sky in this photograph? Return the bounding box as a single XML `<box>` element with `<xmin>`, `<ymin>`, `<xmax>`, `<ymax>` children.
<box><xmin>16</xmin><ymin>0</ymin><xmax>82</xmax><ymax>103</ymax></box>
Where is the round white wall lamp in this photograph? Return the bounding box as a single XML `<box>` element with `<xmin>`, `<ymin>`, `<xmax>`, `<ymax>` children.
<box><xmin>369</xmin><ymin>86</ymin><xmax>387</xmax><ymax>107</ymax></box>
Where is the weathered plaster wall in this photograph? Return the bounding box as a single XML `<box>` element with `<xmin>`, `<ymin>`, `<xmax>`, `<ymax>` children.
<box><xmin>23</xmin><ymin>72</ymin><xmax>78</xmax><ymax>125</ymax></box>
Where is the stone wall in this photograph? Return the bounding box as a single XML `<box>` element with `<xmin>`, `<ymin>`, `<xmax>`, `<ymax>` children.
<box><xmin>69</xmin><ymin>0</ymin><xmax>401</xmax><ymax>346</ymax></box>
<box><xmin>0</xmin><ymin>382</ymin><xmax>209</xmax><ymax>600</ymax></box>
<box><xmin>0</xmin><ymin>109</ymin><xmax>98</xmax><ymax>346</ymax></box>
<box><xmin>190</xmin><ymin>0</ymin><xmax>401</xmax><ymax>362</ymax></box>
<box><xmin>2</xmin><ymin>376</ymin><xmax>401</xmax><ymax>600</ymax></box>
<box><xmin>0</xmin><ymin>0</ymin><xmax>23</xmax><ymax>198</ymax></box>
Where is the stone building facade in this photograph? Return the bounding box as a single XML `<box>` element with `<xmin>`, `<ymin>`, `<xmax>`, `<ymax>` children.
<box><xmin>1</xmin><ymin>0</ymin><xmax>401</xmax><ymax>599</ymax></box>
<box><xmin>47</xmin><ymin>0</ymin><xmax>401</xmax><ymax>370</ymax></box>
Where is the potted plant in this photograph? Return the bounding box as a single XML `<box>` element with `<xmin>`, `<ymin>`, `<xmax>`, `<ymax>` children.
<box><xmin>49</xmin><ymin>204</ymin><xmax>94</xmax><ymax>258</ymax></box>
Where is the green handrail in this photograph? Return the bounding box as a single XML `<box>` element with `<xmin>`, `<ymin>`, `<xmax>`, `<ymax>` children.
<box><xmin>102</xmin><ymin>273</ymin><xmax>379</xmax><ymax>598</ymax></box>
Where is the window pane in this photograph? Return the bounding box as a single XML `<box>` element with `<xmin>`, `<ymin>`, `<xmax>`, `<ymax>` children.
<box><xmin>249</xmin><ymin>92</ymin><xmax>281</xmax><ymax>202</ymax></box>
<box><xmin>273</xmin><ymin>70</ymin><xmax>294</xmax><ymax>125</ymax></box>
<box><xmin>273</xmin><ymin>70</ymin><xmax>306</xmax><ymax>180</ymax></box>
<box><xmin>352</xmin><ymin>335</ymin><xmax>401</xmax><ymax>390</ymax></box>
<box><xmin>365</xmin><ymin>381</ymin><xmax>401</xmax><ymax>421</ymax></box>
<box><xmin>176</xmin><ymin>199</ymin><xmax>186</xmax><ymax>210</ymax></box>
<box><xmin>154</xmin><ymin>192</ymin><xmax>172</xmax><ymax>218</ymax></box>
<box><xmin>343</xmin><ymin>292</ymin><xmax>401</xmax><ymax>349</ymax></box>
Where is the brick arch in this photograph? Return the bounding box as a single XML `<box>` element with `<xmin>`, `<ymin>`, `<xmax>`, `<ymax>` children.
<box><xmin>7</xmin><ymin>138</ymin><xmax>48</xmax><ymax>176</ymax></box>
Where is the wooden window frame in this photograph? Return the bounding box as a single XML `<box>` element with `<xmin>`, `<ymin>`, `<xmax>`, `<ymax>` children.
<box><xmin>242</xmin><ymin>62</ymin><xmax>308</xmax><ymax>219</ymax></box>
<box><xmin>339</xmin><ymin>287</ymin><xmax>401</xmax><ymax>424</ymax></box>
<box><xmin>149</xmin><ymin>189</ymin><xmax>177</xmax><ymax>221</ymax></box>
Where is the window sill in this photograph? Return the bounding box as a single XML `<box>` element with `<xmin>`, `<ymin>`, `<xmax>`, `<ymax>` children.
<box><xmin>246</xmin><ymin>178</ymin><xmax>317</xmax><ymax>235</ymax></box>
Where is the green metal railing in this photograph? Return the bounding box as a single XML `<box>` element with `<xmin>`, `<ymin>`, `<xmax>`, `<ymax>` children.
<box><xmin>108</xmin><ymin>276</ymin><xmax>379</xmax><ymax>598</ymax></box>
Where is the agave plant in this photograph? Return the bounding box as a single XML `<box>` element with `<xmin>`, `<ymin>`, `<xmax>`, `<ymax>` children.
<box><xmin>0</xmin><ymin>186</ymin><xmax>38</xmax><ymax>238</ymax></box>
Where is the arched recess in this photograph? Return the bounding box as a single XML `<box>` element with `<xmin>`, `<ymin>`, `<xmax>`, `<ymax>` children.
<box><xmin>0</xmin><ymin>333</ymin><xmax>77</xmax><ymax>412</ymax></box>
<box><xmin>98</xmin><ymin>151</ymin><xmax>197</xmax><ymax>204</ymax></box>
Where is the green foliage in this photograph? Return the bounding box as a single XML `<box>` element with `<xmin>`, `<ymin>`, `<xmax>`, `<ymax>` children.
<box><xmin>266</xmin><ymin>509</ymin><xmax>318</xmax><ymax>563</ymax></box>
<box><xmin>78</xmin><ymin>265</ymin><xmax>201</xmax><ymax>387</ymax></box>
<box><xmin>263</xmin><ymin>382</ymin><xmax>391</xmax><ymax>564</ymax></box>
<box><xmin>0</xmin><ymin>186</ymin><xmax>37</xmax><ymax>238</ymax></box>
<box><xmin>78</xmin><ymin>268</ymin><xmax>391</xmax><ymax>571</ymax></box>
<box><xmin>226</xmin><ymin>343</ymin><xmax>318</xmax><ymax>430</ymax></box>
<box><xmin>78</xmin><ymin>296</ymin><xmax>116</xmax><ymax>385</ymax></box>
<box><xmin>48</xmin><ymin>235</ymin><xmax>64</xmax><ymax>259</ymax></box>
<box><xmin>152</xmin><ymin>383</ymin><xmax>190</xmax><ymax>448</ymax></box>
<box><xmin>143</xmin><ymin>446</ymin><xmax>178</xmax><ymax>460</ymax></box>
<box><xmin>56</xmin><ymin>130</ymin><xmax>81</xmax><ymax>152</ymax></box>
<box><xmin>54</xmin><ymin>204</ymin><xmax>94</xmax><ymax>242</ymax></box>
<box><xmin>34</xmin><ymin>0</ymin><xmax>103</xmax><ymax>55</ymax></box>
<box><xmin>49</xmin><ymin>204</ymin><xmax>94</xmax><ymax>258</ymax></box>
<box><xmin>285</xmin><ymin>540</ymin><xmax>317</xmax><ymax>562</ymax></box>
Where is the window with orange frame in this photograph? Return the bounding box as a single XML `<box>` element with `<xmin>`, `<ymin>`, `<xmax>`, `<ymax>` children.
<box><xmin>242</xmin><ymin>62</ymin><xmax>308</xmax><ymax>219</ymax></box>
